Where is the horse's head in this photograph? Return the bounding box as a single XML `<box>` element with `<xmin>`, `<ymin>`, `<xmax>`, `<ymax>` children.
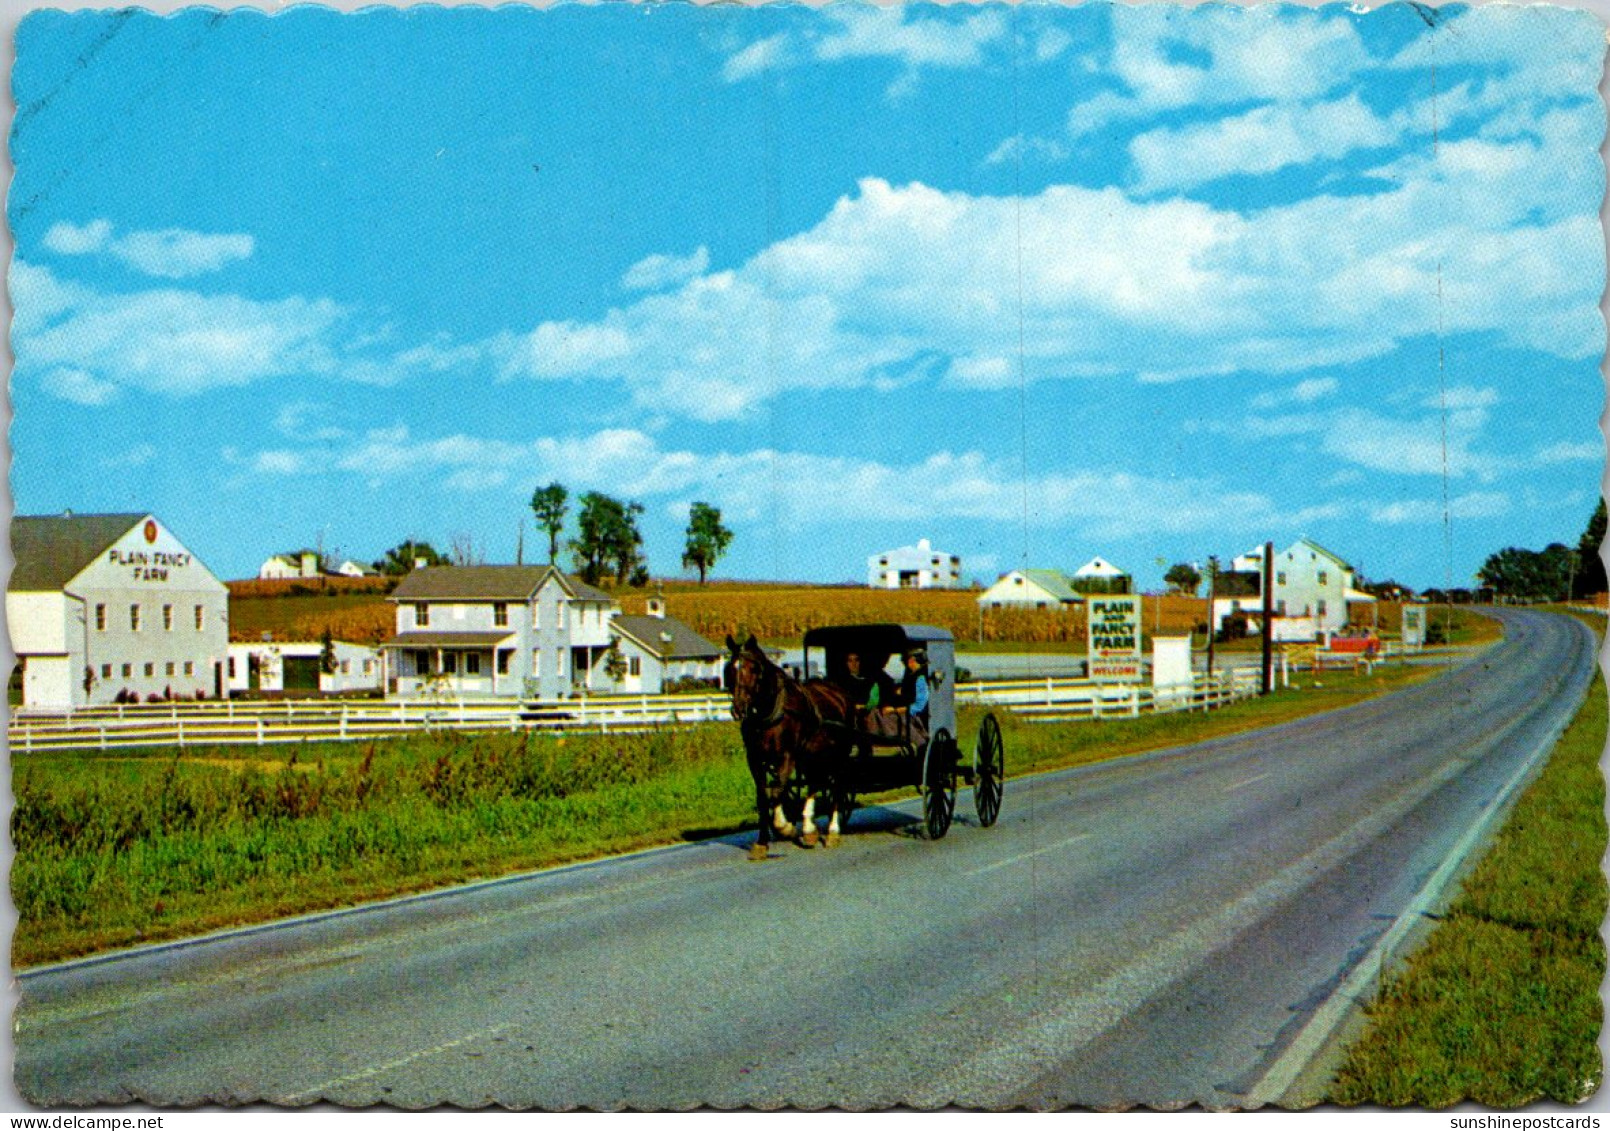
<box><xmin>726</xmin><ymin>634</ymin><xmax>772</xmax><ymax>721</ymax></box>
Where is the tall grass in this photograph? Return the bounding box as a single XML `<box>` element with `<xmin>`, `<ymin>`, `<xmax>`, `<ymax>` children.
<box><xmin>1328</xmin><ymin>635</ymin><xmax>1604</xmax><ymax>1106</ymax></box>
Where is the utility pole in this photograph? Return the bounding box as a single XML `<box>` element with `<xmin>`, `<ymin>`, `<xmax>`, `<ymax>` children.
<box><xmin>1205</xmin><ymin>555</ymin><xmax>1219</xmax><ymax>678</ymax></box>
<box><xmin>1261</xmin><ymin>540</ymin><xmax>1274</xmax><ymax>695</ymax></box>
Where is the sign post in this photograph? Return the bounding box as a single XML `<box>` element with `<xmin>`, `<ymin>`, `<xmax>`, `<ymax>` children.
<box><xmin>1088</xmin><ymin>595</ymin><xmax>1142</xmax><ymax>683</ymax></box>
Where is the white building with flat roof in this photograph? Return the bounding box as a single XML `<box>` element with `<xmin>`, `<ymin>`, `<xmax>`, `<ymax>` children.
<box><xmin>867</xmin><ymin>538</ymin><xmax>962</xmax><ymax>589</ymax></box>
<box><xmin>8</xmin><ymin>512</ymin><xmax>230</xmax><ymax>708</ymax></box>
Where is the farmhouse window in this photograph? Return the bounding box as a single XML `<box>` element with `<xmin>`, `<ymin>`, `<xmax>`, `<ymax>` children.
<box><xmin>413</xmin><ymin>650</ymin><xmax>430</xmax><ymax>674</ymax></box>
<box><xmin>122</xmin><ymin>663</ymin><xmax>132</xmax><ymax>678</ymax></box>
<box><xmin>101</xmin><ymin>664</ymin><xmax>111</xmax><ymax>679</ymax></box>
<box><xmin>163</xmin><ymin>605</ymin><xmax>174</xmax><ymax>631</ymax></box>
<box><xmin>166</xmin><ymin>662</ymin><xmax>175</xmax><ymax>676</ymax></box>
<box><xmin>532</xmin><ymin>652</ymin><xmax>542</xmax><ymax>678</ymax></box>
<box><xmin>95</xmin><ymin>604</ymin><xmax>106</xmax><ymax>631</ymax></box>
<box><xmin>629</xmin><ymin>656</ymin><xmax>641</xmax><ymax>677</ymax></box>
<box><xmin>466</xmin><ymin>653</ymin><xmax>481</xmax><ymax>675</ymax></box>
<box><xmin>497</xmin><ymin>651</ymin><xmax>510</xmax><ymax>675</ymax></box>
<box><xmin>443</xmin><ymin>652</ymin><xmax>457</xmax><ymax>674</ymax></box>
<box><xmin>415</xmin><ymin>603</ymin><xmax>430</xmax><ymax>628</ymax></box>
<box><xmin>341</xmin><ymin>660</ymin><xmax>350</xmax><ymax>674</ymax></box>
<box><xmin>194</xmin><ymin>605</ymin><xmax>205</xmax><ymax>630</ymax></box>
<box><xmin>494</xmin><ymin>603</ymin><xmax>508</xmax><ymax>627</ymax></box>
<box><xmin>129</xmin><ymin>605</ymin><xmax>141</xmax><ymax>632</ymax></box>
<box><xmin>144</xmin><ymin>663</ymin><xmax>154</xmax><ymax>678</ymax></box>
<box><xmin>184</xmin><ymin>662</ymin><xmax>194</xmax><ymax>676</ymax></box>
<box><xmin>1317</xmin><ymin>600</ymin><xmax>1328</xmax><ymax>617</ymax></box>
<box><xmin>228</xmin><ymin>657</ymin><xmax>237</xmax><ymax>678</ymax></box>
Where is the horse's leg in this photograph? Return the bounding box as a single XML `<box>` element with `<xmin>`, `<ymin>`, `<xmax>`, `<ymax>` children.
<box><xmin>749</xmin><ymin>765</ymin><xmax>771</xmax><ymax>862</ymax></box>
<box><xmin>799</xmin><ymin>792</ymin><xmax>818</xmax><ymax>847</ymax></box>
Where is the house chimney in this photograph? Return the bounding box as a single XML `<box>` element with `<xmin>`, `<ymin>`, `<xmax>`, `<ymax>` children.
<box><xmin>301</xmin><ymin>551</ymin><xmax>318</xmax><ymax>577</ymax></box>
<box><xmin>647</xmin><ymin>596</ymin><xmax>666</xmax><ymax>618</ymax></box>
<box><xmin>918</xmin><ymin>538</ymin><xmax>931</xmax><ymax>552</ymax></box>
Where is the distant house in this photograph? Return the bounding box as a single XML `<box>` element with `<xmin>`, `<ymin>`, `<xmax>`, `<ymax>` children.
<box><xmin>867</xmin><ymin>538</ymin><xmax>963</xmax><ymax>589</ymax></box>
<box><xmin>608</xmin><ymin>596</ymin><xmax>724</xmax><ymax>693</ymax></box>
<box><xmin>336</xmin><ymin>560</ymin><xmax>377</xmax><ymax>578</ymax></box>
<box><xmin>977</xmin><ymin>569</ymin><xmax>1082</xmax><ymax>609</ymax></box>
<box><xmin>382</xmin><ymin>565</ymin><xmax>616</xmax><ymax>699</ymax></box>
<box><xmin>1071</xmin><ymin>557</ymin><xmax>1131</xmax><ymax>595</ymax></box>
<box><xmin>259</xmin><ymin>551</ymin><xmax>321</xmax><ymax>580</ymax></box>
<box><xmin>227</xmin><ymin>640</ymin><xmax>383</xmax><ymax>695</ymax></box>
<box><xmin>1211</xmin><ymin>538</ymin><xmax>1377</xmax><ymax>642</ymax></box>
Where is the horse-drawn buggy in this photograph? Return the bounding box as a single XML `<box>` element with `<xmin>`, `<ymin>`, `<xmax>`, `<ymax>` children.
<box><xmin>727</xmin><ymin>623</ymin><xmax>1004</xmax><ymax>859</ymax></box>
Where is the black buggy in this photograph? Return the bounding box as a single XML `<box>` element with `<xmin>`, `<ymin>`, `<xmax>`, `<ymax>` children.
<box><xmin>802</xmin><ymin>623</ymin><xmax>1004</xmax><ymax>839</ymax></box>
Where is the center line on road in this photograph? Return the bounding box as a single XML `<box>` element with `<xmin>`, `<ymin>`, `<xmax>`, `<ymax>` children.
<box><xmin>1225</xmin><ymin>772</ymin><xmax>1269</xmax><ymax>793</ymax></box>
<box><xmin>966</xmin><ymin>833</ymin><xmax>1092</xmax><ymax>876</ymax></box>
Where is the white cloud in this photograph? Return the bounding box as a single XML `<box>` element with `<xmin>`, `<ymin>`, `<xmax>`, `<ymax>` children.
<box><xmin>41</xmin><ymin>219</ymin><xmax>254</xmax><ymax>277</ymax></box>
<box><xmin>622</xmin><ymin>246</ymin><xmax>710</xmax><ymax>291</ymax></box>
<box><xmin>1536</xmin><ymin>440</ymin><xmax>1603</xmax><ymax>464</ymax></box>
<box><xmin>41</xmin><ymin>367</ymin><xmax>118</xmax><ymax>406</ymax></box>
<box><xmin>984</xmin><ymin>135</ymin><xmax>1069</xmax><ymax>167</ymax></box>
<box><xmin>723</xmin><ymin>7</ymin><xmax>1007</xmax><ymax>89</ymax></box>
<box><xmin>1367</xmin><ymin>492</ymin><xmax>1511</xmax><ymax>525</ymax></box>
<box><xmin>232</xmin><ymin>424</ymin><xmax>1317</xmax><ymax>540</ymax></box>
<box><xmin>1250</xmin><ymin>377</ymin><xmax>1338</xmax><ymax>410</ymax></box>
<box><xmin>1130</xmin><ymin>94</ymin><xmax>1400</xmax><ymax>194</ymax></box>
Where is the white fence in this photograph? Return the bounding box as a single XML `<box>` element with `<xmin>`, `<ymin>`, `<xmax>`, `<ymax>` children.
<box><xmin>8</xmin><ymin>693</ymin><xmax>733</xmax><ymax>754</ymax></box>
<box><xmin>957</xmin><ymin>668</ymin><xmax>1264</xmax><ymax>723</ymax></box>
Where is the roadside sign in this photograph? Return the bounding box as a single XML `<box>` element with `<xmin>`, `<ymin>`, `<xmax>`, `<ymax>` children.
<box><xmin>1089</xmin><ymin>595</ymin><xmax>1142</xmax><ymax>682</ymax></box>
<box><xmin>1402</xmin><ymin>604</ymin><xmax>1426</xmax><ymax>649</ymax></box>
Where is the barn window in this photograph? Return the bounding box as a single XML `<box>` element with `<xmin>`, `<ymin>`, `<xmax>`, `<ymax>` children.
<box><xmin>1276</xmin><ymin>572</ymin><xmax>1287</xmax><ymax>586</ymax></box>
<box><xmin>95</xmin><ymin>604</ymin><xmax>107</xmax><ymax>631</ymax></box>
<box><xmin>184</xmin><ymin>662</ymin><xmax>194</xmax><ymax>676</ymax></box>
<box><xmin>194</xmin><ymin>605</ymin><xmax>205</xmax><ymax>631</ymax></box>
<box><xmin>144</xmin><ymin>663</ymin><xmax>154</xmax><ymax>678</ymax></box>
<box><xmin>1318</xmin><ymin>571</ymin><xmax>1328</xmax><ymax>586</ymax></box>
<box><xmin>341</xmin><ymin>660</ymin><xmax>350</xmax><ymax>674</ymax></box>
<box><xmin>101</xmin><ymin>663</ymin><xmax>111</xmax><ymax>678</ymax></box>
<box><xmin>122</xmin><ymin>663</ymin><xmax>132</xmax><ymax>678</ymax></box>
<box><xmin>163</xmin><ymin>605</ymin><xmax>174</xmax><ymax>631</ymax></box>
<box><xmin>166</xmin><ymin>662</ymin><xmax>175</xmax><ymax>676</ymax></box>
<box><xmin>129</xmin><ymin>605</ymin><xmax>141</xmax><ymax>632</ymax></box>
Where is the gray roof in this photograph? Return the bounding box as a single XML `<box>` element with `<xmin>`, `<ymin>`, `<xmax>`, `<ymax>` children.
<box><xmin>1019</xmin><ymin>570</ymin><xmax>1082</xmax><ymax>602</ymax></box>
<box><xmin>389</xmin><ymin>566</ymin><xmax>615</xmax><ymax>603</ymax></box>
<box><xmin>611</xmin><ymin>615</ymin><xmax>723</xmax><ymax>660</ymax></box>
<box><xmin>381</xmin><ymin>630</ymin><xmax>517</xmax><ymax>649</ymax></box>
<box><xmin>10</xmin><ymin>513</ymin><xmax>146</xmax><ymax>592</ymax></box>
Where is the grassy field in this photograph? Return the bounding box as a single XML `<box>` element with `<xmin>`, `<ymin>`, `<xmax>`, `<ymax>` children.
<box><xmin>1327</xmin><ymin>609</ymin><xmax>1605</xmax><ymax>1107</ymax></box>
<box><xmin>12</xmin><ymin>649</ymin><xmax>1453</xmax><ymax>968</ymax></box>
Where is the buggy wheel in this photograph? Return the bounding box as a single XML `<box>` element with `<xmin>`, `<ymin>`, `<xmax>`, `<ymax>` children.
<box><xmin>973</xmin><ymin>712</ymin><xmax>1003</xmax><ymax>828</ymax></box>
<box><xmin>922</xmin><ymin>728</ymin><xmax>956</xmax><ymax>840</ymax></box>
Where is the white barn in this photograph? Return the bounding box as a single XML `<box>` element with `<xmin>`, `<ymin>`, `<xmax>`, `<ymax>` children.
<box><xmin>8</xmin><ymin>512</ymin><xmax>230</xmax><ymax>708</ymax></box>
<box><xmin>977</xmin><ymin>569</ymin><xmax>1082</xmax><ymax>609</ymax></box>
<box><xmin>259</xmin><ymin>551</ymin><xmax>322</xmax><ymax>580</ymax></box>
<box><xmin>1071</xmin><ymin>556</ymin><xmax>1131</xmax><ymax>594</ymax></box>
<box><xmin>867</xmin><ymin>538</ymin><xmax>963</xmax><ymax>589</ymax></box>
<box><xmin>1211</xmin><ymin>538</ymin><xmax>1377</xmax><ymax>642</ymax></box>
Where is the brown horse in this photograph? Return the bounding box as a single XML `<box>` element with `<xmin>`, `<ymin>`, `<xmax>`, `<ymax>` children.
<box><xmin>726</xmin><ymin>635</ymin><xmax>854</xmax><ymax>860</ymax></box>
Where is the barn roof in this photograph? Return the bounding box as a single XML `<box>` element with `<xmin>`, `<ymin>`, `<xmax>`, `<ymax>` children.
<box><xmin>389</xmin><ymin>565</ymin><xmax>614</xmax><ymax>603</ymax></box>
<box><xmin>611</xmin><ymin>615</ymin><xmax>722</xmax><ymax>660</ymax></box>
<box><xmin>9</xmin><ymin>513</ymin><xmax>147</xmax><ymax>592</ymax></box>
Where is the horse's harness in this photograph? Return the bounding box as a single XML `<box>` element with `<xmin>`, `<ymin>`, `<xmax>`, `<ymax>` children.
<box><xmin>738</xmin><ymin>652</ymin><xmax>824</xmax><ymax>734</ymax></box>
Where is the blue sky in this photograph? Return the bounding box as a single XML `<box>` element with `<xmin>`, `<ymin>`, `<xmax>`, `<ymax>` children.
<box><xmin>8</xmin><ymin>2</ymin><xmax>1605</xmax><ymax>590</ymax></box>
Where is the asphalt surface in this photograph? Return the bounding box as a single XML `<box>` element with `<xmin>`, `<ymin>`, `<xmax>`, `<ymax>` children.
<box><xmin>15</xmin><ymin>608</ymin><xmax>1597</xmax><ymax>1110</ymax></box>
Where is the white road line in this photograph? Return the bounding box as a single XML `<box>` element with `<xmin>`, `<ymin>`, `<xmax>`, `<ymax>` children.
<box><xmin>281</xmin><ymin>1021</ymin><xmax>523</xmax><ymax>1104</ymax></box>
<box><xmin>1225</xmin><ymin>772</ymin><xmax>1270</xmax><ymax>793</ymax></box>
<box><xmin>965</xmin><ymin>833</ymin><xmax>1092</xmax><ymax>876</ymax></box>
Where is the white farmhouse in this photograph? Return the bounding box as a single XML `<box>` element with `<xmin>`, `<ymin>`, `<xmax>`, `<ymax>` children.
<box><xmin>381</xmin><ymin>565</ymin><xmax>618</xmax><ymax>699</ymax></box>
<box><xmin>227</xmin><ymin>640</ymin><xmax>383</xmax><ymax>695</ymax></box>
<box><xmin>608</xmin><ymin>596</ymin><xmax>724</xmax><ymax>693</ymax></box>
<box><xmin>977</xmin><ymin>569</ymin><xmax>1082</xmax><ymax>609</ymax></box>
<box><xmin>1211</xmin><ymin>538</ymin><xmax>1377</xmax><ymax>642</ymax></box>
<box><xmin>258</xmin><ymin>551</ymin><xmax>321</xmax><ymax>579</ymax></box>
<box><xmin>867</xmin><ymin>538</ymin><xmax>963</xmax><ymax>589</ymax></box>
<box><xmin>336</xmin><ymin>560</ymin><xmax>376</xmax><ymax>578</ymax></box>
<box><xmin>8</xmin><ymin>512</ymin><xmax>230</xmax><ymax>708</ymax></box>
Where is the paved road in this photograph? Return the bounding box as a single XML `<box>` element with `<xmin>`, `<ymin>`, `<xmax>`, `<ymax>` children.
<box><xmin>16</xmin><ymin>609</ymin><xmax>1595</xmax><ymax>1109</ymax></box>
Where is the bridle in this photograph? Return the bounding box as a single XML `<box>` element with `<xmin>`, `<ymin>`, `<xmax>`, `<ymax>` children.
<box><xmin>733</xmin><ymin>650</ymin><xmax>786</xmax><ymax>726</ymax></box>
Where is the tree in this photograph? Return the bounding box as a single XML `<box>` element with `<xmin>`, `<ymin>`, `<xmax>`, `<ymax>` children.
<box><xmin>1574</xmin><ymin>499</ymin><xmax>1607</xmax><ymax>598</ymax></box>
<box><xmin>320</xmin><ymin>627</ymin><xmax>338</xmax><ymax>675</ymax></box>
<box><xmin>1164</xmin><ymin>562</ymin><xmax>1201</xmax><ymax>596</ymax></box>
<box><xmin>681</xmin><ymin>502</ymin><xmax>733</xmax><ymax>585</ymax></box>
<box><xmin>1477</xmin><ymin>544</ymin><xmax>1575</xmax><ymax>603</ymax></box>
<box><xmin>569</xmin><ymin>493</ymin><xmax>646</xmax><ymax>586</ymax></box>
<box><xmin>531</xmin><ymin>482</ymin><xmax>569</xmax><ymax>564</ymax></box>
<box><xmin>375</xmin><ymin>540</ymin><xmax>445</xmax><ymax>576</ymax></box>
<box><xmin>448</xmin><ymin>531</ymin><xmax>484</xmax><ymax>567</ymax></box>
